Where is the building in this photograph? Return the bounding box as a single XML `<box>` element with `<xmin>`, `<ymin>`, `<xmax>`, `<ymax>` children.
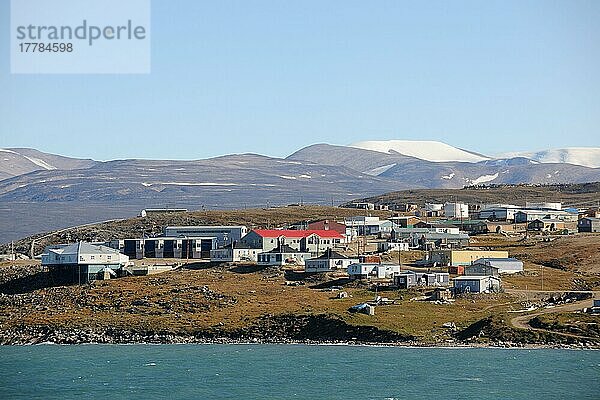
<box><xmin>478</xmin><ymin>205</ymin><xmax>521</xmax><ymax>222</ymax></box>
<box><xmin>394</xmin><ymin>271</ymin><xmax>450</xmax><ymax>288</ymax></box>
<box><xmin>389</xmin><ymin>216</ymin><xmax>421</xmax><ymax>228</ymax></box>
<box><xmin>307</xmin><ymin>219</ymin><xmax>347</xmax><ymax>235</ymax></box>
<box><xmin>257</xmin><ymin>244</ymin><xmax>311</xmax><ymax>266</ymax></box>
<box><xmin>110</xmin><ymin>237</ymin><xmax>217</xmax><ymax>259</ymax></box>
<box><xmin>377</xmin><ymin>242</ymin><xmax>410</xmax><ymax>253</ymax></box>
<box><xmin>342</xmin><ymin>202</ymin><xmax>375</xmax><ymax>210</ymax></box>
<box><xmin>139</xmin><ymin>208</ymin><xmax>187</xmax><ymax>217</ymax></box>
<box><xmin>525</xmin><ymin>201</ymin><xmax>562</xmax><ymax>211</ymax></box>
<box><xmin>453</xmin><ymin>275</ymin><xmax>501</xmax><ymax>294</ymax></box>
<box><xmin>429</xmin><ymin>250</ymin><xmax>509</xmax><ymax>267</ymax></box>
<box><xmin>344</xmin><ymin>216</ymin><xmax>393</xmax><ymax>236</ymax></box>
<box><xmin>240</xmin><ymin>229</ymin><xmax>345</xmax><ymax>255</ymax></box>
<box><xmin>347</xmin><ymin>263</ymin><xmax>401</xmax><ymax>279</ymax></box>
<box><xmin>41</xmin><ymin>242</ymin><xmax>129</xmax><ymax>283</ymax></box>
<box><xmin>391</xmin><ymin>228</ymin><xmax>469</xmax><ymax>249</ymax></box>
<box><xmin>304</xmin><ymin>249</ymin><xmax>359</xmax><ymax>273</ymax></box>
<box><xmin>444</xmin><ymin>203</ymin><xmax>469</xmax><ymax>219</ymax></box>
<box><xmin>578</xmin><ymin>217</ymin><xmax>600</xmax><ymax>233</ymax></box>
<box><xmin>527</xmin><ymin>219</ymin><xmax>566</xmax><ymax>232</ymax></box>
<box><xmin>514</xmin><ymin>210</ymin><xmax>577</xmax><ymax>224</ymax></box>
<box><xmin>164</xmin><ymin>225</ymin><xmax>248</xmax><ymax>247</ymax></box>
<box><xmin>486</xmin><ymin>222</ymin><xmax>527</xmax><ymax>234</ymax></box>
<box><xmin>464</xmin><ymin>264</ymin><xmax>500</xmax><ymax>277</ymax></box>
<box><xmin>210</xmin><ymin>242</ymin><xmax>260</xmax><ymax>263</ymax></box>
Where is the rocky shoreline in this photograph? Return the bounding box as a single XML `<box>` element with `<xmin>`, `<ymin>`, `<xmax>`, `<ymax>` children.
<box><xmin>1</xmin><ymin>324</ymin><xmax>598</xmax><ymax>350</ymax></box>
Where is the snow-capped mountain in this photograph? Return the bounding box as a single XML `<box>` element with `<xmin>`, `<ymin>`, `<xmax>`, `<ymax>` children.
<box><xmin>497</xmin><ymin>148</ymin><xmax>600</xmax><ymax>168</ymax></box>
<box><xmin>349</xmin><ymin>140</ymin><xmax>490</xmax><ymax>163</ymax></box>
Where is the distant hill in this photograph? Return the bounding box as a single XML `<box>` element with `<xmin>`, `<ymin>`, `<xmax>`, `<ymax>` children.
<box><xmin>343</xmin><ymin>182</ymin><xmax>600</xmax><ymax>209</ymax></box>
<box><xmin>0</xmin><ymin>148</ymin><xmax>97</xmax><ymax>180</ymax></box>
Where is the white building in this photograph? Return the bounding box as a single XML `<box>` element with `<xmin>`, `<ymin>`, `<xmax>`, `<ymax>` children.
<box><xmin>472</xmin><ymin>258</ymin><xmax>523</xmax><ymax>274</ymax></box>
<box><xmin>257</xmin><ymin>245</ymin><xmax>311</xmax><ymax>266</ymax></box>
<box><xmin>444</xmin><ymin>203</ymin><xmax>469</xmax><ymax>219</ymax></box>
<box><xmin>210</xmin><ymin>243</ymin><xmax>260</xmax><ymax>263</ymax></box>
<box><xmin>304</xmin><ymin>250</ymin><xmax>359</xmax><ymax>273</ymax></box>
<box><xmin>348</xmin><ymin>263</ymin><xmax>401</xmax><ymax>279</ymax></box>
<box><xmin>42</xmin><ymin>242</ymin><xmax>129</xmax><ymax>283</ymax></box>
<box><xmin>453</xmin><ymin>275</ymin><xmax>501</xmax><ymax>294</ymax></box>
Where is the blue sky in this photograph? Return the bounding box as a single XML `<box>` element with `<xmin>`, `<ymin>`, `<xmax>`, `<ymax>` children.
<box><xmin>0</xmin><ymin>0</ymin><xmax>599</xmax><ymax>160</ymax></box>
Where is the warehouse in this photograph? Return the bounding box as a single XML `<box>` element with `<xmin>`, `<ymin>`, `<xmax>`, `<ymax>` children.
<box><xmin>110</xmin><ymin>237</ymin><xmax>217</xmax><ymax>259</ymax></box>
<box><xmin>164</xmin><ymin>225</ymin><xmax>248</xmax><ymax>247</ymax></box>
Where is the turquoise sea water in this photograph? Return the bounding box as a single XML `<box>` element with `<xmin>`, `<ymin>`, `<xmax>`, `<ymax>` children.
<box><xmin>0</xmin><ymin>345</ymin><xmax>598</xmax><ymax>399</ymax></box>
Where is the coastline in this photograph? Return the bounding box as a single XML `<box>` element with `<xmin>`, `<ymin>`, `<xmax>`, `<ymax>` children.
<box><xmin>1</xmin><ymin>327</ymin><xmax>598</xmax><ymax>350</ymax></box>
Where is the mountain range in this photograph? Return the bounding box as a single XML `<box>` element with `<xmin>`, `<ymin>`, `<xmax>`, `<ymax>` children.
<box><xmin>0</xmin><ymin>141</ymin><xmax>599</xmax><ymax>243</ymax></box>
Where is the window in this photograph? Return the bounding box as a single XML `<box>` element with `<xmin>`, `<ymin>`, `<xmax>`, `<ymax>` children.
<box><xmin>90</xmin><ymin>255</ymin><xmax>95</xmax><ymax>260</ymax></box>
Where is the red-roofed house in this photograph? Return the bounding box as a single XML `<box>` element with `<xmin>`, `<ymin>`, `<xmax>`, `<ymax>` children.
<box><xmin>241</xmin><ymin>229</ymin><xmax>345</xmax><ymax>255</ymax></box>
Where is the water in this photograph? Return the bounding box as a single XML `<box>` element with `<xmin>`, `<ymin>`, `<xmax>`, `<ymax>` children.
<box><xmin>0</xmin><ymin>345</ymin><xmax>598</xmax><ymax>399</ymax></box>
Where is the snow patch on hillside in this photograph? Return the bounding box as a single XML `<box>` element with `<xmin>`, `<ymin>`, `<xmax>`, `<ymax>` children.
<box><xmin>364</xmin><ymin>163</ymin><xmax>396</xmax><ymax>176</ymax></box>
<box><xmin>470</xmin><ymin>173</ymin><xmax>499</xmax><ymax>185</ymax></box>
<box><xmin>441</xmin><ymin>172</ymin><xmax>455</xmax><ymax>180</ymax></box>
<box><xmin>350</xmin><ymin>140</ymin><xmax>489</xmax><ymax>163</ymax></box>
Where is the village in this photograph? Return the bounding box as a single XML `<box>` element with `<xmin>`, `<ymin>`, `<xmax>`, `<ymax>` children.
<box><xmin>31</xmin><ymin>199</ymin><xmax>600</xmax><ymax>318</ymax></box>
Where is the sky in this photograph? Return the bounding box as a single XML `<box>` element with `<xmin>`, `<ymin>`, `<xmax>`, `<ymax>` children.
<box><xmin>0</xmin><ymin>0</ymin><xmax>599</xmax><ymax>161</ymax></box>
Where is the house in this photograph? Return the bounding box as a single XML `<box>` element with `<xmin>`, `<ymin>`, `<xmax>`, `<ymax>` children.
<box><xmin>210</xmin><ymin>242</ymin><xmax>260</xmax><ymax>263</ymax></box>
<box><xmin>163</xmin><ymin>226</ymin><xmax>248</xmax><ymax>247</ymax></box>
<box><xmin>342</xmin><ymin>202</ymin><xmax>375</xmax><ymax>210</ymax></box>
<box><xmin>41</xmin><ymin>242</ymin><xmax>129</xmax><ymax>283</ymax></box>
<box><xmin>578</xmin><ymin>217</ymin><xmax>600</xmax><ymax>233</ymax></box>
<box><xmin>429</xmin><ymin>250</ymin><xmax>509</xmax><ymax>269</ymax></box>
<box><xmin>240</xmin><ymin>229</ymin><xmax>345</xmax><ymax>255</ymax></box>
<box><xmin>304</xmin><ymin>249</ymin><xmax>359</xmax><ymax>273</ymax></box>
<box><xmin>389</xmin><ymin>216</ymin><xmax>421</xmax><ymax>228</ymax></box>
<box><xmin>348</xmin><ymin>263</ymin><xmax>401</xmax><ymax>279</ymax></box>
<box><xmin>257</xmin><ymin>244</ymin><xmax>311</xmax><ymax>266</ymax></box>
<box><xmin>307</xmin><ymin>219</ymin><xmax>347</xmax><ymax>235</ymax></box>
<box><xmin>344</xmin><ymin>216</ymin><xmax>393</xmax><ymax>236</ymax></box>
<box><xmin>394</xmin><ymin>271</ymin><xmax>450</xmax><ymax>288</ymax></box>
<box><xmin>527</xmin><ymin>219</ymin><xmax>565</xmax><ymax>232</ymax></box>
<box><xmin>377</xmin><ymin>242</ymin><xmax>410</xmax><ymax>253</ymax></box>
<box><xmin>453</xmin><ymin>275</ymin><xmax>501</xmax><ymax>294</ymax></box>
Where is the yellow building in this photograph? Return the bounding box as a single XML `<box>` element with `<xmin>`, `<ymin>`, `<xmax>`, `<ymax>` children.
<box><xmin>429</xmin><ymin>250</ymin><xmax>509</xmax><ymax>266</ymax></box>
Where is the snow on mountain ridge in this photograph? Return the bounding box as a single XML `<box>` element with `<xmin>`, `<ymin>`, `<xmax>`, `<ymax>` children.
<box><xmin>497</xmin><ymin>148</ymin><xmax>600</xmax><ymax>168</ymax></box>
<box><xmin>349</xmin><ymin>140</ymin><xmax>490</xmax><ymax>163</ymax></box>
